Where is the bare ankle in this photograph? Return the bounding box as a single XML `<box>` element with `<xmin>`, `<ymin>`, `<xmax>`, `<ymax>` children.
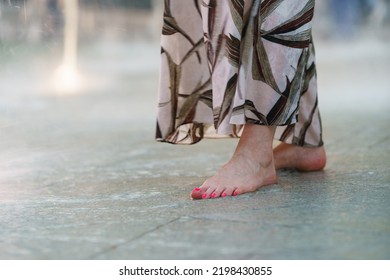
<box><xmin>296</xmin><ymin>146</ymin><xmax>326</xmax><ymax>171</ymax></box>
<box><xmin>273</xmin><ymin>143</ymin><xmax>326</xmax><ymax>171</ymax></box>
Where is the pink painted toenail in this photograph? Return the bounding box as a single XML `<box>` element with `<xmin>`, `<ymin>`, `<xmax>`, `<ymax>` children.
<box><xmin>211</xmin><ymin>193</ymin><xmax>216</xmax><ymax>198</ymax></box>
<box><xmin>193</xmin><ymin>188</ymin><xmax>201</xmax><ymax>192</ymax></box>
<box><xmin>233</xmin><ymin>191</ymin><xmax>239</xmax><ymax>196</ymax></box>
<box><xmin>202</xmin><ymin>193</ymin><xmax>208</xmax><ymax>199</ymax></box>
<box><xmin>222</xmin><ymin>193</ymin><xmax>227</xmax><ymax>197</ymax></box>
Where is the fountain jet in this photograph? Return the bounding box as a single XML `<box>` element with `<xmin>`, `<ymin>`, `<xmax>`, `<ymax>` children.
<box><xmin>53</xmin><ymin>0</ymin><xmax>81</xmax><ymax>94</ymax></box>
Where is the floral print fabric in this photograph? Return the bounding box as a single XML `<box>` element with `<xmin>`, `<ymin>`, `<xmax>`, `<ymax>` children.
<box><xmin>156</xmin><ymin>0</ymin><xmax>323</xmax><ymax>147</ymax></box>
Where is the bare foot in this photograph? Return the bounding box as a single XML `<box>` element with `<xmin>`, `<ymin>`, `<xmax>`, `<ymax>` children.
<box><xmin>273</xmin><ymin>142</ymin><xmax>326</xmax><ymax>171</ymax></box>
<box><xmin>191</xmin><ymin>125</ymin><xmax>277</xmax><ymax>200</ymax></box>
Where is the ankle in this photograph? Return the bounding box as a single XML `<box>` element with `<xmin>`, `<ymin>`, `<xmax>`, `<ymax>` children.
<box><xmin>297</xmin><ymin>146</ymin><xmax>326</xmax><ymax>171</ymax></box>
<box><xmin>273</xmin><ymin>143</ymin><xmax>327</xmax><ymax>171</ymax></box>
<box><xmin>234</xmin><ymin>148</ymin><xmax>274</xmax><ymax>169</ymax></box>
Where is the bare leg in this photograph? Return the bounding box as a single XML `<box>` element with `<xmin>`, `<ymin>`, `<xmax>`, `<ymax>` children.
<box><xmin>191</xmin><ymin>124</ymin><xmax>277</xmax><ymax>199</ymax></box>
<box><xmin>273</xmin><ymin>142</ymin><xmax>326</xmax><ymax>171</ymax></box>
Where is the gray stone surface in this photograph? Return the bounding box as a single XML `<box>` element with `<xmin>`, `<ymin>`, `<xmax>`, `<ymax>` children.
<box><xmin>0</xmin><ymin>39</ymin><xmax>389</xmax><ymax>260</ymax></box>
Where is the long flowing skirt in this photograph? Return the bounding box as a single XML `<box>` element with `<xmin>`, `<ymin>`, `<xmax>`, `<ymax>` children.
<box><xmin>156</xmin><ymin>0</ymin><xmax>323</xmax><ymax>147</ymax></box>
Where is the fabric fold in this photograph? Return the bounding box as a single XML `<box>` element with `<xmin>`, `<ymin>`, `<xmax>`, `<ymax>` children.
<box><xmin>156</xmin><ymin>0</ymin><xmax>323</xmax><ymax>147</ymax></box>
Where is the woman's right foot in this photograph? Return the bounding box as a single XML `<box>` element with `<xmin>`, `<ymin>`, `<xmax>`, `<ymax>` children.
<box><xmin>273</xmin><ymin>143</ymin><xmax>326</xmax><ymax>171</ymax></box>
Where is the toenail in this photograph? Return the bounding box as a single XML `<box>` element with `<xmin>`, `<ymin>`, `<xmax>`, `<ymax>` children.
<box><xmin>193</xmin><ymin>188</ymin><xmax>201</xmax><ymax>192</ymax></box>
<box><xmin>222</xmin><ymin>193</ymin><xmax>227</xmax><ymax>197</ymax></box>
<box><xmin>233</xmin><ymin>191</ymin><xmax>238</xmax><ymax>196</ymax></box>
<box><xmin>202</xmin><ymin>193</ymin><xmax>208</xmax><ymax>199</ymax></box>
<box><xmin>211</xmin><ymin>193</ymin><xmax>216</xmax><ymax>198</ymax></box>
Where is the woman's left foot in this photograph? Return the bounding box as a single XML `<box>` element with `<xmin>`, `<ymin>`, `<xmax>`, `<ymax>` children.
<box><xmin>273</xmin><ymin>142</ymin><xmax>326</xmax><ymax>171</ymax></box>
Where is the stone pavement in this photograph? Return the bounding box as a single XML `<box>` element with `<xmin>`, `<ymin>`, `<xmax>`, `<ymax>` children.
<box><xmin>0</xmin><ymin>38</ymin><xmax>389</xmax><ymax>260</ymax></box>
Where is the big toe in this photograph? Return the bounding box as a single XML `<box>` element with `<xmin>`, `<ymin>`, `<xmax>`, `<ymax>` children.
<box><xmin>190</xmin><ymin>187</ymin><xmax>204</xmax><ymax>200</ymax></box>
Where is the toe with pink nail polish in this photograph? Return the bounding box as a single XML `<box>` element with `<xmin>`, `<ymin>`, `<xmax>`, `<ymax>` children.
<box><xmin>202</xmin><ymin>193</ymin><xmax>208</xmax><ymax>199</ymax></box>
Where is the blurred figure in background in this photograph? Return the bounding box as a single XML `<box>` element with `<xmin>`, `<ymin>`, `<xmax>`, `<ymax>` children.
<box><xmin>328</xmin><ymin>0</ymin><xmax>377</xmax><ymax>38</ymax></box>
<box><xmin>328</xmin><ymin>0</ymin><xmax>390</xmax><ymax>39</ymax></box>
<box><xmin>386</xmin><ymin>0</ymin><xmax>390</xmax><ymax>24</ymax></box>
<box><xmin>45</xmin><ymin>0</ymin><xmax>63</xmax><ymax>39</ymax></box>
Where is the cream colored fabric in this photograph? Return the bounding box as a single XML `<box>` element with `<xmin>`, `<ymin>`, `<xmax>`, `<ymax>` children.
<box><xmin>156</xmin><ymin>0</ymin><xmax>323</xmax><ymax>147</ymax></box>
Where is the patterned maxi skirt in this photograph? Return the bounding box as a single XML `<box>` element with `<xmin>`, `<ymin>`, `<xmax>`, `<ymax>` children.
<box><xmin>156</xmin><ymin>0</ymin><xmax>323</xmax><ymax>147</ymax></box>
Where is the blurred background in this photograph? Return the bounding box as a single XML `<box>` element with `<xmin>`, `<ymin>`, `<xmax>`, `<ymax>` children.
<box><xmin>1</xmin><ymin>0</ymin><xmax>390</xmax><ymax>205</ymax></box>
<box><xmin>0</xmin><ymin>0</ymin><xmax>389</xmax><ymax>96</ymax></box>
<box><xmin>0</xmin><ymin>0</ymin><xmax>390</xmax><ymax>260</ymax></box>
<box><xmin>1</xmin><ymin>0</ymin><xmax>389</xmax><ymax>160</ymax></box>
<box><xmin>1</xmin><ymin>0</ymin><xmax>389</xmax><ymax>197</ymax></box>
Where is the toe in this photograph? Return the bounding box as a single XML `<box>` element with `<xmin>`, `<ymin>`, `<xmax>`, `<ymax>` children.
<box><xmin>211</xmin><ymin>187</ymin><xmax>227</xmax><ymax>199</ymax></box>
<box><xmin>191</xmin><ymin>187</ymin><xmax>203</xmax><ymax>200</ymax></box>
<box><xmin>191</xmin><ymin>185</ymin><xmax>212</xmax><ymax>200</ymax></box>
<box><xmin>220</xmin><ymin>187</ymin><xmax>236</xmax><ymax>197</ymax></box>
<box><xmin>232</xmin><ymin>188</ymin><xmax>241</xmax><ymax>196</ymax></box>
<box><xmin>202</xmin><ymin>186</ymin><xmax>219</xmax><ymax>199</ymax></box>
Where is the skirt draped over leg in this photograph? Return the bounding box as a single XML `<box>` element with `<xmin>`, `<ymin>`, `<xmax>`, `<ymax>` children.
<box><xmin>156</xmin><ymin>0</ymin><xmax>323</xmax><ymax>147</ymax></box>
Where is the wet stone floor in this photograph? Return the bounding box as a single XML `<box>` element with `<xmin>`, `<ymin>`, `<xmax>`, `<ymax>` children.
<box><xmin>0</xmin><ymin>39</ymin><xmax>389</xmax><ymax>260</ymax></box>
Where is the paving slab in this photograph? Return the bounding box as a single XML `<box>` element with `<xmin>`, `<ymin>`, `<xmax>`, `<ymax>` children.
<box><xmin>0</xmin><ymin>38</ymin><xmax>389</xmax><ymax>260</ymax></box>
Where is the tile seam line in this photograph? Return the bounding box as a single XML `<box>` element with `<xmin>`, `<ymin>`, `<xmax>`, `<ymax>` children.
<box><xmin>88</xmin><ymin>216</ymin><xmax>183</xmax><ymax>259</ymax></box>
